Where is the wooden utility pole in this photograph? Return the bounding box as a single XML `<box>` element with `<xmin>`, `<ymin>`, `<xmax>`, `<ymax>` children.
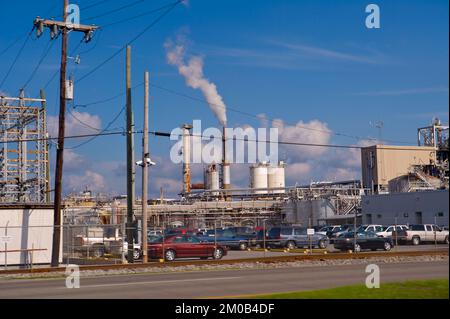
<box><xmin>126</xmin><ymin>46</ymin><xmax>136</xmax><ymax>263</ymax></box>
<box><xmin>34</xmin><ymin>0</ymin><xmax>98</xmax><ymax>267</ymax></box>
<box><xmin>142</xmin><ymin>71</ymin><xmax>149</xmax><ymax>263</ymax></box>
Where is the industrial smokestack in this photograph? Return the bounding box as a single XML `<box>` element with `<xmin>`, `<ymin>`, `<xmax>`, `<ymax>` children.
<box><xmin>222</xmin><ymin>126</ymin><xmax>230</xmax><ymax>190</ymax></box>
<box><xmin>165</xmin><ymin>36</ymin><xmax>228</xmax><ymax>126</ymax></box>
<box><xmin>182</xmin><ymin>124</ymin><xmax>193</xmax><ymax>193</ymax></box>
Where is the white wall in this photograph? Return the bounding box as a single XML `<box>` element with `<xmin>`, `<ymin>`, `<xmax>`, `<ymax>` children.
<box><xmin>0</xmin><ymin>208</ymin><xmax>61</xmax><ymax>266</ymax></box>
<box><xmin>361</xmin><ymin>190</ymin><xmax>449</xmax><ymax>226</ymax></box>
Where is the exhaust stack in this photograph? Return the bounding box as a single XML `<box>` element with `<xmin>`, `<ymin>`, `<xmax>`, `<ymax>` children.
<box><xmin>182</xmin><ymin>124</ymin><xmax>193</xmax><ymax>193</ymax></box>
<box><xmin>222</xmin><ymin>126</ymin><xmax>230</xmax><ymax>190</ymax></box>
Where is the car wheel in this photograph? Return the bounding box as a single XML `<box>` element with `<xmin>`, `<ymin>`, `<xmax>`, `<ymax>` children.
<box><xmin>133</xmin><ymin>249</ymin><xmax>141</xmax><ymax>260</ymax></box>
<box><xmin>92</xmin><ymin>245</ymin><xmax>105</xmax><ymax>258</ymax></box>
<box><xmin>239</xmin><ymin>242</ymin><xmax>248</xmax><ymax>251</ymax></box>
<box><xmin>164</xmin><ymin>249</ymin><xmax>176</xmax><ymax>261</ymax></box>
<box><xmin>213</xmin><ymin>248</ymin><xmax>224</xmax><ymax>260</ymax></box>
<box><xmin>286</xmin><ymin>241</ymin><xmax>296</xmax><ymax>250</ymax></box>
<box><xmin>384</xmin><ymin>242</ymin><xmax>392</xmax><ymax>251</ymax></box>
<box><xmin>412</xmin><ymin>236</ymin><xmax>420</xmax><ymax>246</ymax></box>
<box><xmin>318</xmin><ymin>240</ymin><xmax>327</xmax><ymax>249</ymax></box>
<box><xmin>354</xmin><ymin>243</ymin><xmax>361</xmax><ymax>253</ymax></box>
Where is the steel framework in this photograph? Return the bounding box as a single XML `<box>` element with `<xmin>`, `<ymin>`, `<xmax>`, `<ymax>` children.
<box><xmin>0</xmin><ymin>92</ymin><xmax>49</xmax><ymax>203</ymax></box>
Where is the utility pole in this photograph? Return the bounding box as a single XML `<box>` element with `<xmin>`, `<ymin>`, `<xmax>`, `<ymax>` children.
<box><xmin>142</xmin><ymin>71</ymin><xmax>150</xmax><ymax>263</ymax></box>
<box><xmin>33</xmin><ymin>0</ymin><xmax>98</xmax><ymax>267</ymax></box>
<box><xmin>126</xmin><ymin>46</ymin><xmax>136</xmax><ymax>263</ymax></box>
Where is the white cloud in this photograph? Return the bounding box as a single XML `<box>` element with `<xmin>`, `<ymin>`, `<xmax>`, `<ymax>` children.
<box><xmin>272</xmin><ymin>118</ymin><xmax>332</xmax><ymax>161</ymax></box>
<box><xmin>48</xmin><ymin>110</ymin><xmax>102</xmax><ymax>137</ymax></box>
<box><xmin>65</xmin><ymin>170</ymin><xmax>106</xmax><ymax>193</ymax></box>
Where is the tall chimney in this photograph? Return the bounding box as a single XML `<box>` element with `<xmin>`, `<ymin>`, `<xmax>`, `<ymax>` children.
<box><xmin>182</xmin><ymin>124</ymin><xmax>193</xmax><ymax>193</ymax></box>
<box><xmin>222</xmin><ymin>126</ymin><xmax>230</xmax><ymax>189</ymax></box>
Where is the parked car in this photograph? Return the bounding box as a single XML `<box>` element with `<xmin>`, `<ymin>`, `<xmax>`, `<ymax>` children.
<box><xmin>148</xmin><ymin>230</ymin><xmax>163</xmax><ymax>236</ymax></box>
<box><xmin>376</xmin><ymin>225</ymin><xmax>408</xmax><ymax>238</ymax></box>
<box><xmin>198</xmin><ymin>228</ymin><xmax>253</xmax><ymax>250</ymax></box>
<box><xmin>267</xmin><ymin>226</ymin><xmax>329</xmax><ymax>249</ymax></box>
<box><xmin>396</xmin><ymin>224</ymin><xmax>449</xmax><ymax>245</ymax></box>
<box><xmin>334</xmin><ymin>231</ymin><xmax>394</xmax><ymax>252</ymax></box>
<box><xmin>357</xmin><ymin>225</ymin><xmax>384</xmax><ymax>233</ymax></box>
<box><xmin>224</xmin><ymin>226</ymin><xmax>257</xmax><ymax>244</ymax></box>
<box><xmin>147</xmin><ymin>235</ymin><xmax>227</xmax><ymax>261</ymax></box>
<box><xmin>165</xmin><ymin>228</ymin><xmax>193</xmax><ymax>236</ymax></box>
<box><xmin>316</xmin><ymin>225</ymin><xmax>341</xmax><ymax>236</ymax></box>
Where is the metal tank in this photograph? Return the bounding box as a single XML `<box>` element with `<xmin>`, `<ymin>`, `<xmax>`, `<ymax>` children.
<box><xmin>250</xmin><ymin>163</ymin><xmax>268</xmax><ymax>194</ymax></box>
<box><xmin>204</xmin><ymin>164</ymin><xmax>220</xmax><ymax>195</ymax></box>
<box><xmin>267</xmin><ymin>161</ymin><xmax>286</xmax><ymax>194</ymax></box>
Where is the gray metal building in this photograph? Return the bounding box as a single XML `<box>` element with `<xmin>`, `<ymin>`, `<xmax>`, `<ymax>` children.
<box><xmin>361</xmin><ymin>190</ymin><xmax>449</xmax><ymax>226</ymax></box>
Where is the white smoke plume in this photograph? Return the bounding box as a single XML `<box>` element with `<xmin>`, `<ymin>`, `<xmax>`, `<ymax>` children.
<box><xmin>165</xmin><ymin>37</ymin><xmax>227</xmax><ymax>126</ymax></box>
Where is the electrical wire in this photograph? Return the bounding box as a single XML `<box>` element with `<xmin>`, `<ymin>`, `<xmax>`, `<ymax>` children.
<box><xmin>0</xmin><ymin>37</ymin><xmax>22</xmax><ymax>58</ymax></box>
<box><xmin>76</xmin><ymin>0</ymin><xmax>183</xmax><ymax>84</ymax></box>
<box><xmin>44</xmin><ymin>39</ymin><xmax>84</xmax><ymax>90</ymax></box>
<box><xmin>0</xmin><ymin>27</ymin><xmax>35</xmax><ymax>90</ymax></box>
<box><xmin>83</xmin><ymin>0</ymin><xmax>147</xmax><ymax>22</ymax></box>
<box><xmin>149</xmin><ymin>83</ymin><xmax>412</xmax><ymax>145</ymax></box>
<box><xmin>82</xmin><ymin>0</ymin><xmax>112</xmax><ymax>11</ymax></box>
<box><xmin>67</xmin><ymin>105</ymin><xmax>127</xmax><ymax>149</ymax></box>
<box><xmin>67</xmin><ymin>107</ymin><xmax>102</xmax><ymax>132</ymax></box>
<box><xmin>1</xmin><ymin>127</ymin><xmax>431</xmax><ymax>152</ymax></box>
<box><xmin>22</xmin><ymin>38</ymin><xmax>58</xmax><ymax>89</ymax></box>
<box><xmin>100</xmin><ymin>1</ymin><xmax>179</xmax><ymax>28</ymax></box>
<box><xmin>74</xmin><ymin>82</ymin><xmax>144</xmax><ymax>108</ymax></box>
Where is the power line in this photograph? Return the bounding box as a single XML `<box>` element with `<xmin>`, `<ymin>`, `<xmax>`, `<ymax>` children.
<box><xmin>1</xmin><ymin>128</ymin><xmax>431</xmax><ymax>152</ymax></box>
<box><xmin>67</xmin><ymin>105</ymin><xmax>126</xmax><ymax>149</ymax></box>
<box><xmin>149</xmin><ymin>83</ymin><xmax>412</xmax><ymax>145</ymax></box>
<box><xmin>153</xmin><ymin>130</ymin><xmax>431</xmax><ymax>151</ymax></box>
<box><xmin>82</xmin><ymin>0</ymin><xmax>112</xmax><ymax>11</ymax></box>
<box><xmin>22</xmin><ymin>39</ymin><xmax>57</xmax><ymax>89</ymax></box>
<box><xmin>76</xmin><ymin>0</ymin><xmax>183</xmax><ymax>84</ymax></box>
<box><xmin>44</xmin><ymin>39</ymin><xmax>84</xmax><ymax>89</ymax></box>
<box><xmin>74</xmin><ymin>82</ymin><xmax>144</xmax><ymax>108</ymax></box>
<box><xmin>1</xmin><ymin>130</ymin><xmax>133</xmax><ymax>145</ymax></box>
<box><xmin>0</xmin><ymin>27</ymin><xmax>35</xmax><ymax>90</ymax></box>
<box><xmin>0</xmin><ymin>37</ymin><xmax>22</xmax><ymax>58</ymax></box>
<box><xmin>83</xmin><ymin>0</ymin><xmax>147</xmax><ymax>22</ymax></box>
<box><xmin>100</xmin><ymin>1</ymin><xmax>178</xmax><ymax>28</ymax></box>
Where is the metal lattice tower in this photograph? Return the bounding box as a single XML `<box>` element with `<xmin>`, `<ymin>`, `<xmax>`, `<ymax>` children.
<box><xmin>0</xmin><ymin>91</ymin><xmax>50</xmax><ymax>203</ymax></box>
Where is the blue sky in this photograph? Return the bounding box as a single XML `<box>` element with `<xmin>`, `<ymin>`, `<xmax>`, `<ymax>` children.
<box><xmin>0</xmin><ymin>0</ymin><xmax>448</xmax><ymax>197</ymax></box>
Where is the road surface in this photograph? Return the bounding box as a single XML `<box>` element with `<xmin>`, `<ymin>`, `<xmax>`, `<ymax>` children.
<box><xmin>0</xmin><ymin>259</ymin><xmax>447</xmax><ymax>298</ymax></box>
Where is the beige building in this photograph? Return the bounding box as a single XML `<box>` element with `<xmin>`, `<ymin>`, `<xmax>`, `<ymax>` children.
<box><xmin>361</xmin><ymin>145</ymin><xmax>436</xmax><ymax>192</ymax></box>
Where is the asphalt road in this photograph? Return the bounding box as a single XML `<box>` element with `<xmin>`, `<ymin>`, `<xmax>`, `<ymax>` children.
<box><xmin>0</xmin><ymin>260</ymin><xmax>447</xmax><ymax>298</ymax></box>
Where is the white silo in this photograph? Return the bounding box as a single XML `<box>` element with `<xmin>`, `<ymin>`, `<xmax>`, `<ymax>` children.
<box><xmin>250</xmin><ymin>163</ymin><xmax>268</xmax><ymax>194</ymax></box>
<box><xmin>267</xmin><ymin>161</ymin><xmax>286</xmax><ymax>194</ymax></box>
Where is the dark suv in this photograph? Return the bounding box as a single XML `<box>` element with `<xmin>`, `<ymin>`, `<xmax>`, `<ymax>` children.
<box><xmin>267</xmin><ymin>226</ymin><xmax>329</xmax><ymax>249</ymax></box>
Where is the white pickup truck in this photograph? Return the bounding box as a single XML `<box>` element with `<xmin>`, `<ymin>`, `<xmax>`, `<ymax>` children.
<box><xmin>74</xmin><ymin>235</ymin><xmax>142</xmax><ymax>260</ymax></box>
<box><xmin>396</xmin><ymin>224</ymin><xmax>449</xmax><ymax>245</ymax></box>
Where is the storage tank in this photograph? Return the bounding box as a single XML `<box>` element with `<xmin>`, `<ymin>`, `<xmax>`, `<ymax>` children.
<box><xmin>250</xmin><ymin>163</ymin><xmax>268</xmax><ymax>194</ymax></box>
<box><xmin>267</xmin><ymin>161</ymin><xmax>286</xmax><ymax>194</ymax></box>
<box><xmin>204</xmin><ymin>164</ymin><xmax>220</xmax><ymax>195</ymax></box>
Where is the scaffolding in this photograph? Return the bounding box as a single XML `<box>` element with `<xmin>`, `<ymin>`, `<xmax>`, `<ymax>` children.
<box><xmin>0</xmin><ymin>91</ymin><xmax>50</xmax><ymax>203</ymax></box>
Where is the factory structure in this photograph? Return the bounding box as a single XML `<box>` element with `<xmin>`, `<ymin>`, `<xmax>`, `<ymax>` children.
<box><xmin>60</xmin><ymin>118</ymin><xmax>448</xmax><ymax>230</ymax></box>
<box><xmin>1</xmin><ymin>103</ymin><xmax>449</xmax><ymax>265</ymax></box>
